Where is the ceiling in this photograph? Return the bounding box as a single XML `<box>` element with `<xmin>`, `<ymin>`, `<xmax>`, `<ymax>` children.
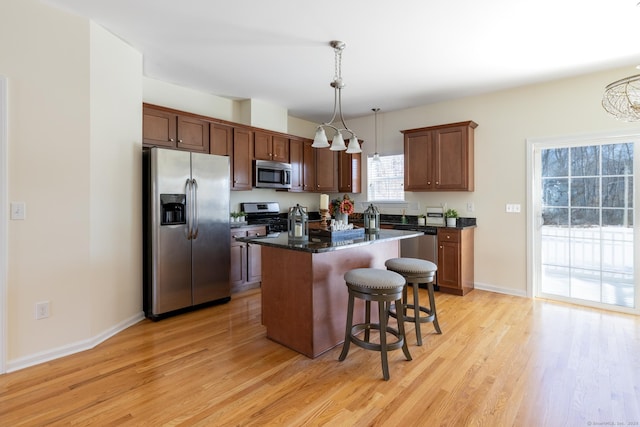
<box><xmin>43</xmin><ymin>0</ymin><xmax>640</xmax><ymax>123</ymax></box>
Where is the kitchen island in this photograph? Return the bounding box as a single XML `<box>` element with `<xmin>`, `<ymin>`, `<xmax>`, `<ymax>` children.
<box><xmin>237</xmin><ymin>229</ymin><xmax>422</xmax><ymax>358</ymax></box>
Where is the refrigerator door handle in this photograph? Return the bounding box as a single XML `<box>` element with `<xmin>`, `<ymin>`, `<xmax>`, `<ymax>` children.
<box><xmin>192</xmin><ymin>178</ymin><xmax>199</xmax><ymax>239</ymax></box>
<box><xmin>185</xmin><ymin>178</ymin><xmax>193</xmax><ymax>240</ymax></box>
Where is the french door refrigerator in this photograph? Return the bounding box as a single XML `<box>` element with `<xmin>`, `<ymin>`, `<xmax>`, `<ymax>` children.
<box><xmin>143</xmin><ymin>147</ymin><xmax>230</xmax><ymax>319</ymax></box>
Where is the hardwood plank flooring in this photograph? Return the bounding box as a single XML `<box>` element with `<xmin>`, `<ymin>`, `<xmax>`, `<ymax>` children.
<box><xmin>1</xmin><ymin>288</ymin><xmax>639</xmax><ymax>426</ymax></box>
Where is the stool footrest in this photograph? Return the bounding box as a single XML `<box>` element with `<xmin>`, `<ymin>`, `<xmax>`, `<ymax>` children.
<box><xmin>349</xmin><ymin>323</ymin><xmax>406</xmax><ymax>352</ymax></box>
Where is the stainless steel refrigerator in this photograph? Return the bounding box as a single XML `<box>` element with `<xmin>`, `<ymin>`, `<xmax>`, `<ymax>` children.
<box><xmin>143</xmin><ymin>147</ymin><xmax>231</xmax><ymax>319</ymax></box>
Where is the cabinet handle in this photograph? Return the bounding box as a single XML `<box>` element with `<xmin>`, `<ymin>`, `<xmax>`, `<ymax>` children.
<box><xmin>427</xmin><ymin>181</ymin><xmax>431</xmax><ymax>185</ymax></box>
<box><xmin>447</xmin><ymin>235</ymin><xmax>450</xmax><ymax>239</ymax></box>
<box><xmin>169</xmin><ymin>138</ymin><xmax>174</xmax><ymax>142</ymax></box>
<box><xmin>436</xmin><ymin>181</ymin><xmax>439</xmax><ymax>185</ymax></box>
<box><xmin>178</xmin><ymin>139</ymin><xmax>183</xmax><ymax>143</ymax></box>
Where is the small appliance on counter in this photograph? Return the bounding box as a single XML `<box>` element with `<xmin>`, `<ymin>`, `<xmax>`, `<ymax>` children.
<box><xmin>426</xmin><ymin>207</ymin><xmax>445</xmax><ymax>227</ymax></box>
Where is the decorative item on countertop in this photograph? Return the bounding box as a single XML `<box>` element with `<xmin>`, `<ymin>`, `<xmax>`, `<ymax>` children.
<box><xmin>319</xmin><ymin>193</ymin><xmax>331</xmax><ymax>228</ymax></box>
<box><xmin>363</xmin><ymin>203</ymin><xmax>380</xmax><ymax>234</ymax></box>
<box><xmin>417</xmin><ymin>214</ymin><xmax>426</xmax><ymax>226</ymax></box>
<box><xmin>445</xmin><ymin>208</ymin><xmax>458</xmax><ymax>227</ymax></box>
<box><xmin>287</xmin><ymin>204</ymin><xmax>308</xmax><ymax>242</ymax></box>
<box><xmin>330</xmin><ymin>194</ymin><xmax>354</xmax><ymax>225</ymax></box>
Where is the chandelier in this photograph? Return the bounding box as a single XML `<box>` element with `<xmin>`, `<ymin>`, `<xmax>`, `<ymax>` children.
<box><xmin>311</xmin><ymin>41</ymin><xmax>361</xmax><ymax>153</ymax></box>
<box><xmin>602</xmin><ymin>74</ymin><xmax>640</xmax><ymax>121</ymax></box>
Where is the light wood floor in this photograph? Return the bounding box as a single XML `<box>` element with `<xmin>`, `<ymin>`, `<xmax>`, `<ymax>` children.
<box><xmin>1</xmin><ymin>288</ymin><xmax>639</xmax><ymax>426</ymax></box>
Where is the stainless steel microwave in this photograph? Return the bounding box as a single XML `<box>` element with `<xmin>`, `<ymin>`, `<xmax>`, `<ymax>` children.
<box><xmin>254</xmin><ymin>160</ymin><xmax>292</xmax><ymax>189</ymax></box>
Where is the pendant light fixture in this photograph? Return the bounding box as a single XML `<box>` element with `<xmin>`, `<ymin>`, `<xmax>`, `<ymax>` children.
<box><xmin>372</xmin><ymin>108</ymin><xmax>380</xmax><ymax>162</ymax></box>
<box><xmin>312</xmin><ymin>40</ymin><xmax>361</xmax><ymax>153</ymax></box>
<box><xmin>602</xmin><ymin>74</ymin><xmax>640</xmax><ymax>121</ymax></box>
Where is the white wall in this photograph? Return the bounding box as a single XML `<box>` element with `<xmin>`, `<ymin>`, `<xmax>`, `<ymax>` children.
<box><xmin>89</xmin><ymin>23</ymin><xmax>143</xmax><ymax>335</ymax></box>
<box><xmin>1</xmin><ymin>0</ymin><xmax>143</xmax><ymax>370</ymax></box>
<box><xmin>345</xmin><ymin>67</ymin><xmax>640</xmax><ymax>295</ymax></box>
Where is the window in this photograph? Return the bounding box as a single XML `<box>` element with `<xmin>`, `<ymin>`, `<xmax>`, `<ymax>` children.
<box><xmin>367</xmin><ymin>154</ymin><xmax>404</xmax><ymax>201</ymax></box>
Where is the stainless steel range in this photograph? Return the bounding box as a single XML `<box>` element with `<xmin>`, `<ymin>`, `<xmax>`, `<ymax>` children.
<box><xmin>241</xmin><ymin>202</ymin><xmax>288</xmax><ymax>233</ymax></box>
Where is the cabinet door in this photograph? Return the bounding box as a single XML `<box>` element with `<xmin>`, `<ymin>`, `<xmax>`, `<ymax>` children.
<box><xmin>289</xmin><ymin>139</ymin><xmax>304</xmax><ymax>192</ymax></box>
<box><xmin>438</xmin><ymin>240</ymin><xmax>460</xmax><ymax>290</ymax></box>
<box><xmin>339</xmin><ymin>150</ymin><xmax>361</xmax><ymax>193</ymax></box>
<box><xmin>315</xmin><ymin>147</ymin><xmax>338</xmax><ymax>192</ymax></box>
<box><xmin>210</xmin><ymin>123</ymin><xmax>233</xmax><ymax>156</ymax></box>
<box><xmin>143</xmin><ymin>107</ymin><xmax>177</xmax><ymax>148</ymax></box>
<box><xmin>232</xmin><ymin>127</ymin><xmax>253</xmax><ymax>190</ymax></box>
<box><xmin>272</xmin><ymin>135</ymin><xmax>290</xmax><ymax>162</ymax></box>
<box><xmin>230</xmin><ymin>230</ymin><xmax>247</xmax><ymax>286</ymax></box>
<box><xmin>404</xmin><ymin>131</ymin><xmax>434</xmax><ymax>190</ymax></box>
<box><xmin>246</xmin><ymin>226</ymin><xmax>265</xmax><ymax>284</ymax></box>
<box><xmin>253</xmin><ymin>131</ymin><xmax>272</xmax><ymax>161</ymax></box>
<box><xmin>177</xmin><ymin>116</ymin><xmax>209</xmax><ymax>153</ymax></box>
<box><xmin>433</xmin><ymin>125</ymin><xmax>470</xmax><ymax>190</ymax></box>
<box><xmin>302</xmin><ymin>140</ymin><xmax>316</xmax><ymax>192</ymax></box>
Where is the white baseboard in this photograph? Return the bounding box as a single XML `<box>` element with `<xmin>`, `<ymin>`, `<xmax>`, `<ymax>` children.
<box><xmin>6</xmin><ymin>311</ymin><xmax>145</xmax><ymax>373</ymax></box>
<box><xmin>473</xmin><ymin>282</ymin><xmax>528</xmax><ymax>298</ymax></box>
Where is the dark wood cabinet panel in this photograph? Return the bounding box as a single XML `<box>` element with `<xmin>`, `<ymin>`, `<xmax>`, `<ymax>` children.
<box><xmin>143</xmin><ymin>106</ymin><xmax>209</xmax><ymax>152</ymax></box>
<box><xmin>254</xmin><ymin>132</ymin><xmax>290</xmax><ymax>162</ymax></box>
<box><xmin>437</xmin><ymin>228</ymin><xmax>474</xmax><ymax>296</ymax></box>
<box><xmin>230</xmin><ymin>226</ymin><xmax>266</xmax><ymax>294</ymax></box>
<box><xmin>177</xmin><ymin>115</ymin><xmax>209</xmax><ymax>153</ymax></box>
<box><xmin>143</xmin><ymin>108</ymin><xmax>177</xmax><ymax>148</ymax></box>
<box><xmin>232</xmin><ymin>127</ymin><xmax>253</xmax><ymax>191</ymax></box>
<box><xmin>315</xmin><ymin>146</ymin><xmax>338</xmax><ymax>192</ymax></box>
<box><xmin>302</xmin><ymin>140</ymin><xmax>316</xmax><ymax>192</ymax></box>
<box><xmin>339</xmin><ymin>149</ymin><xmax>361</xmax><ymax>193</ymax></box>
<box><xmin>210</xmin><ymin>123</ymin><xmax>233</xmax><ymax>156</ymax></box>
<box><xmin>289</xmin><ymin>139</ymin><xmax>304</xmax><ymax>192</ymax></box>
<box><xmin>402</xmin><ymin>121</ymin><xmax>477</xmax><ymax>191</ymax></box>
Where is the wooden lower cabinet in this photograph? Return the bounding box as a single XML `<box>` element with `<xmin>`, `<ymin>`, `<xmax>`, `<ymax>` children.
<box><xmin>437</xmin><ymin>227</ymin><xmax>474</xmax><ymax>295</ymax></box>
<box><xmin>230</xmin><ymin>226</ymin><xmax>266</xmax><ymax>293</ymax></box>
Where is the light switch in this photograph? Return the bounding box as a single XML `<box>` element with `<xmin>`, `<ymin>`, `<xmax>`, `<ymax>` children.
<box><xmin>505</xmin><ymin>203</ymin><xmax>521</xmax><ymax>213</ymax></box>
<box><xmin>10</xmin><ymin>202</ymin><xmax>26</xmax><ymax>220</ymax></box>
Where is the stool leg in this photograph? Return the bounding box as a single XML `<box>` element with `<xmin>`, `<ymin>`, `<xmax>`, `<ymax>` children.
<box><xmin>338</xmin><ymin>292</ymin><xmax>355</xmax><ymax>361</ymax></box>
<box><xmin>396</xmin><ymin>297</ymin><xmax>412</xmax><ymax>361</ymax></box>
<box><xmin>379</xmin><ymin>300</ymin><xmax>390</xmax><ymax>381</ymax></box>
<box><xmin>427</xmin><ymin>282</ymin><xmax>442</xmax><ymax>334</ymax></box>
<box><xmin>364</xmin><ymin>300</ymin><xmax>371</xmax><ymax>343</ymax></box>
<box><xmin>412</xmin><ymin>282</ymin><xmax>423</xmax><ymax>346</ymax></box>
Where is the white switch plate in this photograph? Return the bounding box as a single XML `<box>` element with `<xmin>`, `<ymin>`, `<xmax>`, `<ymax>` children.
<box><xmin>35</xmin><ymin>301</ymin><xmax>50</xmax><ymax>320</ymax></box>
<box><xmin>466</xmin><ymin>202</ymin><xmax>474</xmax><ymax>212</ymax></box>
<box><xmin>505</xmin><ymin>203</ymin><xmax>521</xmax><ymax>213</ymax></box>
<box><xmin>10</xmin><ymin>201</ymin><xmax>26</xmax><ymax>220</ymax></box>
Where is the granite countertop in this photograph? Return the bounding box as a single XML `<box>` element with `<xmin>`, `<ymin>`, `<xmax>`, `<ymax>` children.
<box><xmin>235</xmin><ymin>229</ymin><xmax>422</xmax><ymax>254</ymax></box>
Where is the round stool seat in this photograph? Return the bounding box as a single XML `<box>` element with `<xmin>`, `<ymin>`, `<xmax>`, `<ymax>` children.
<box><xmin>344</xmin><ymin>268</ymin><xmax>406</xmax><ymax>290</ymax></box>
<box><xmin>339</xmin><ymin>268</ymin><xmax>412</xmax><ymax>380</ymax></box>
<box><xmin>385</xmin><ymin>258</ymin><xmax>437</xmax><ymax>277</ymax></box>
<box><xmin>385</xmin><ymin>257</ymin><xmax>441</xmax><ymax>346</ymax></box>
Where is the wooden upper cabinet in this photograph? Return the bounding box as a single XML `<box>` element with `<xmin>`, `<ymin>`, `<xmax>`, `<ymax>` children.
<box><xmin>143</xmin><ymin>107</ymin><xmax>177</xmax><ymax>148</ymax></box>
<box><xmin>254</xmin><ymin>131</ymin><xmax>289</xmax><ymax>162</ymax></box>
<box><xmin>315</xmin><ymin>145</ymin><xmax>338</xmax><ymax>192</ymax></box>
<box><xmin>232</xmin><ymin>127</ymin><xmax>253</xmax><ymax>191</ymax></box>
<box><xmin>289</xmin><ymin>138</ymin><xmax>304</xmax><ymax>192</ymax></box>
<box><xmin>210</xmin><ymin>123</ymin><xmax>233</xmax><ymax>156</ymax></box>
<box><xmin>143</xmin><ymin>106</ymin><xmax>209</xmax><ymax>153</ymax></box>
<box><xmin>302</xmin><ymin>140</ymin><xmax>316</xmax><ymax>192</ymax></box>
<box><xmin>402</xmin><ymin>121</ymin><xmax>477</xmax><ymax>191</ymax></box>
<box><xmin>338</xmin><ymin>145</ymin><xmax>362</xmax><ymax>194</ymax></box>
<box><xmin>177</xmin><ymin>115</ymin><xmax>209</xmax><ymax>153</ymax></box>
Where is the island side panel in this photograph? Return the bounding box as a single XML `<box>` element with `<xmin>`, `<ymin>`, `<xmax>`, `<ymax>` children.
<box><xmin>311</xmin><ymin>240</ymin><xmax>400</xmax><ymax>357</ymax></box>
<box><xmin>261</xmin><ymin>246</ymin><xmax>314</xmax><ymax>356</ymax></box>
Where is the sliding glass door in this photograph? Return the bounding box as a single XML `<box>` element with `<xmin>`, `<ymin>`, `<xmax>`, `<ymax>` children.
<box><xmin>529</xmin><ymin>133</ymin><xmax>638</xmax><ymax>312</ymax></box>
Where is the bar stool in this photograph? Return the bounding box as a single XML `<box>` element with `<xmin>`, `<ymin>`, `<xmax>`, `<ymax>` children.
<box><xmin>385</xmin><ymin>258</ymin><xmax>441</xmax><ymax>346</ymax></box>
<box><xmin>338</xmin><ymin>268</ymin><xmax>412</xmax><ymax>380</ymax></box>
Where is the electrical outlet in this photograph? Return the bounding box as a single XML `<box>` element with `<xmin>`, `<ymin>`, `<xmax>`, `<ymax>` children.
<box><xmin>466</xmin><ymin>202</ymin><xmax>474</xmax><ymax>212</ymax></box>
<box><xmin>505</xmin><ymin>203</ymin><xmax>521</xmax><ymax>213</ymax></box>
<box><xmin>35</xmin><ymin>301</ymin><xmax>50</xmax><ymax>320</ymax></box>
<box><xmin>10</xmin><ymin>202</ymin><xmax>26</xmax><ymax>220</ymax></box>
